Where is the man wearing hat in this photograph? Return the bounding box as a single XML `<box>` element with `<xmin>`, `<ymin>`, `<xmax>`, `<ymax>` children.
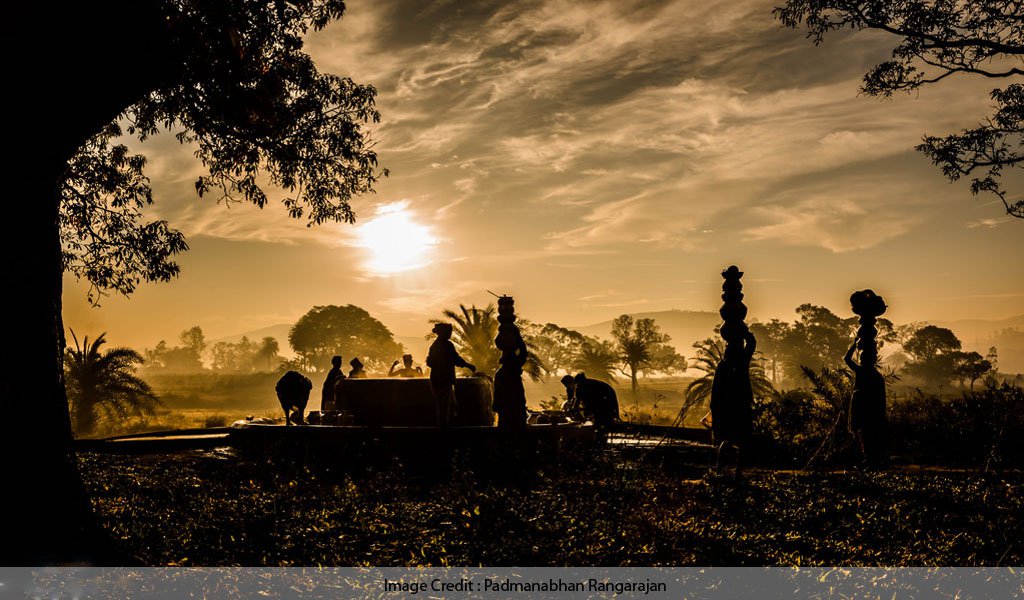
<box><xmin>426</xmin><ymin>322</ymin><xmax>476</xmax><ymax>427</ymax></box>
<box><xmin>348</xmin><ymin>357</ymin><xmax>367</xmax><ymax>378</ymax></box>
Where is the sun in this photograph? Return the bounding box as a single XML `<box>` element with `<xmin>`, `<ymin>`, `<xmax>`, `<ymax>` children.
<box><xmin>355</xmin><ymin>202</ymin><xmax>438</xmax><ymax>274</ymax></box>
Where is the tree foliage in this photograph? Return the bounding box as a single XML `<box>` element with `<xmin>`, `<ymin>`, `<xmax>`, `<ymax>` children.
<box><xmin>209</xmin><ymin>335</ymin><xmax>282</xmax><ymax>372</ymax></box>
<box><xmin>776</xmin><ymin>0</ymin><xmax>1024</xmax><ymax>217</ymax></box>
<box><xmin>289</xmin><ymin>305</ymin><xmax>402</xmax><ymax>373</ymax></box>
<box><xmin>63</xmin><ymin>0</ymin><xmax>387</xmax><ymax>299</ymax></box>
<box><xmin>64</xmin><ymin>331</ymin><xmax>160</xmax><ymax>435</ymax></box>
<box><xmin>61</xmin><ymin>123</ymin><xmax>188</xmax><ymax>302</ymax></box>
<box><xmin>953</xmin><ymin>350</ymin><xmax>993</xmax><ymax>389</ymax></box>
<box><xmin>902</xmin><ymin>324</ymin><xmax>963</xmax><ymax>384</ymax></box>
<box><xmin>610</xmin><ymin>315</ymin><xmax>684</xmax><ymax>393</ymax></box>
<box><xmin>144</xmin><ymin>326</ymin><xmax>206</xmax><ymax>372</ymax></box>
<box><xmin>570</xmin><ymin>339</ymin><xmax>620</xmax><ymax>383</ymax></box>
<box><xmin>529</xmin><ymin>323</ymin><xmax>592</xmax><ymax>376</ymax></box>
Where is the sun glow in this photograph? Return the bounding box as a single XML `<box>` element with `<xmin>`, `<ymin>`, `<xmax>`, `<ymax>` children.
<box><xmin>355</xmin><ymin>202</ymin><xmax>438</xmax><ymax>274</ymax></box>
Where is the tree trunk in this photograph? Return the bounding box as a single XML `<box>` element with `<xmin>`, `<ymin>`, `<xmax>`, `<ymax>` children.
<box><xmin>630</xmin><ymin>364</ymin><xmax>639</xmax><ymax>393</ymax></box>
<box><xmin>5</xmin><ymin>0</ymin><xmax>178</xmax><ymax>564</ymax></box>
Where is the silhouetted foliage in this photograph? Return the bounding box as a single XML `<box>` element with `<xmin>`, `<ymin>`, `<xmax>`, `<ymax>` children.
<box><xmin>179</xmin><ymin>326</ymin><xmax>207</xmax><ymax>359</ymax></box>
<box><xmin>610</xmin><ymin>315</ymin><xmax>684</xmax><ymax>393</ymax></box>
<box><xmin>529</xmin><ymin>323</ymin><xmax>590</xmax><ymax>375</ymax></box>
<box><xmin>289</xmin><ymin>305</ymin><xmax>402</xmax><ymax>373</ymax></box>
<box><xmin>64</xmin><ymin>331</ymin><xmax>160</xmax><ymax>435</ymax></box>
<box><xmin>62</xmin><ymin>0</ymin><xmax>387</xmax><ymax>299</ymax></box>
<box><xmin>902</xmin><ymin>324</ymin><xmax>963</xmax><ymax>385</ymax></box>
<box><xmin>570</xmin><ymin>339</ymin><xmax>619</xmax><ymax>383</ymax></box>
<box><xmin>61</xmin><ymin>123</ymin><xmax>188</xmax><ymax>303</ymax></box>
<box><xmin>890</xmin><ymin>383</ymin><xmax>1024</xmax><ymax>467</ymax></box>
<box><xmin>143</xmin><ymin>326</ymin><xmax>206</xmax><ymax>372</ymax></box>
<box><xmin>746</xmin><ymin>305</ymin><xmax>895</xmax><ymax>388</ymax></box>
<box><xmin>210</xmin><ymin>336</ymin><xmax>278</xmax><ymax>373</ymax></box>
<box><xmin>953</xmin><ymin>350</ymin><xmax>994</xmax><ymax>389</ymax></box>
<box><xmin>256</xmin><ymin>337</ymin><xmax>282</xmax><ymax>372</ymax></box>
<box><xmin>776</xmin><ymin>0</ymin><xmax>1024</xmax><ymax>217</ymax></box>
<box><xmin>748</xmin><ymin>319</ymin><xmax>792</xmax><ymax>386</ymax></box>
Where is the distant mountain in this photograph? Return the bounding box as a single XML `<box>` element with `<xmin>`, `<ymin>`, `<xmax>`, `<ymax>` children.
<box><xmin>572</xmin><ymin>310</ymin><xmax>721</xmax><ymax>356</ymax></box>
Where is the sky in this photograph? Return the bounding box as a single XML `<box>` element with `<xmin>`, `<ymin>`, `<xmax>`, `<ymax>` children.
<box><xmin>64</xmin><ymin>0</ymin><xmax>1023</xmax><ymax>351</ymax></box>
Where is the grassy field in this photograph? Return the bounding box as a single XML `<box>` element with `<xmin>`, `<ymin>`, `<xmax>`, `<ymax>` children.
<box><xmin>80</xmin><ymin>450</ymin><xmax>1022</xmax><ymax>566</ymax></box>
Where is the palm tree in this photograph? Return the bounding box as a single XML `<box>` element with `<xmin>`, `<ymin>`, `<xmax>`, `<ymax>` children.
<box><xmin>571</xmin><ymin>340</ymin><xmax>618</xmax><ymax>383</ymax></box>
<box><xmin>256</xmin><ymin>336</ymin><xmax>280</xmax><ymax>371</ymax></box>
<box><xmin>682</xmin><ymin>337</ymin><xmax>775</xmax><ymax>421</ymax></box>
<box><xmin>432</xmin><ymin>304</ymin><xmax>544</xmax><ymax>380</ymax></box>
<box><xmin>64</xmin><ymin>331</ymin><xmax>160</xmax><ymax>435</ymax></box>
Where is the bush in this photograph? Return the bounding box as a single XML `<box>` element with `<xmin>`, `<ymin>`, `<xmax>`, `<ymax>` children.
<box><xmin>890</xmin><ymin>383</ymin><xmax>1024</xmax><ymax>468</ymax></box>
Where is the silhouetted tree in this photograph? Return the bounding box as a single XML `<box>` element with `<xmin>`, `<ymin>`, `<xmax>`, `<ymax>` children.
<box><xmin>289</xmin><ymin>305</ymin><xmax>402</xmax><ymax>374</ymax></box>
<box><xmin>431</xmin><ymin>304</ymin><xmax>544</xmax><ymax>380</ymax></box>
<box><xmin>954</xmin><ymin>351</ymin><xmax>993</xmax><ymax>389</ymax></box>
<box><xmin>774</xmin><ymin>305</ymin><xmax>847</xmax><ymax>382</ymax></box>
<box><xmin>142</xmin><ymin>326</ymin><xmax>206</xmax><ymax>372</ymax></box>
<box><xmin>903</xmin><ymin>324</ymin><xmax>963</xmax><ymax>385</ymax></box>
<box><xmin>776</xmin><ymin>0</ymin><xmax>1024</xmax><ymax>218</ymax></box>
<box><xmin>749</xmin><ymin>319</ymin><xmax>792</xmax><ymax>386</ymax></box>
<box><xmin>179</xmin><ymin>326</ymin><xmax>206</xmax><ymax>360</ymax></box>
<box><xmin>12</xmin><ymin>1</ymin><xmax>383</xmax><ymax>561</ymax></box>
<box><xmin>610</xmin><ymin>315</ymin><xmax>683</xmax><ymax>393</ymax></box>
<box><xmin>64</xmin><ymin>332</ymin><xmax>160</xmax><ymax>435</ymax></box>
<box><xmin>530</xmin><ymin>323</ymin><xmax>592</xmax><ymax>376</ymax></box>
<box><xmin>571</xmin><ymin>340</ymin><xmax>619</xmax><ymax>383</ymax></box>
<box><xmin>256</xmin><ymin>337</ymin><xmax>281</xmax><ymax>371</ymax></box>
<box><xmin>210</xmin><ymin>336</ymin><xmax>260</xmax><ymax>372</ymax></box>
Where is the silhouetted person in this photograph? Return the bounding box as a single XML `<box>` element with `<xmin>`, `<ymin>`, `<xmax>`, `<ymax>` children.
<box><xmin>275</xmin><ymin>370</ymin><xmax>312</xmax><ymax>426</ymax></box>
<box><xmin>389</xmin><ymin>354</ymin><xmax>423</xmax><ymax>377</ymax></box>
<box><xmin>348</xmin><ymin>357</ymin><xmax>367</xmax><ymax>379</ymax></box>
<box><xmin>573</xmin><ymin>372</ymin><xmax>619</xmax><ymax>426</ymax></box>
<box><xmin>711</xmin><ymin>265</ymin><xmax>754</xmax><ymax>479</ymax></box>
<box><xmin>847</xmin><ymin>289</ymin><xmax>889</xmax><ymax>467</ymax></box>
<box><xmin>560</xmin><ymin>374</ymin><xmax>583</xmax><ymax>417</ymax></box>
<box><xmin>711</xmin><ymin>328</ymin><xmax>756</xmax><ymax>478</ymax></box>
<box><xmin>493</xmin><ymin>296</ymin><xmax>529</xmax><ymax>430</ymax></box>
<box><xmin>322</xmin><ymin>355</ymin><xmax>344</xmax><ymax>411</ymax></box>
<box><xmin>427</xmin><ymin>322</ymin><xmax>476</xmax><ymax>428</ymax></box>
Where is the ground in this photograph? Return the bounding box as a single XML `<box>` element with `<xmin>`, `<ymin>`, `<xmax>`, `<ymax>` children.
<box><xmin>80</xmin><ymin>449</ymin><xmax>1022</xmax><ymax>566</ymax></box>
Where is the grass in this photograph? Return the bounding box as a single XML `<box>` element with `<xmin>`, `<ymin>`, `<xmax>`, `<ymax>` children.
<box><xmin>80</xmin><ymin>450</ymin><xmax>1022</xmax><ymax>566</ymax></box>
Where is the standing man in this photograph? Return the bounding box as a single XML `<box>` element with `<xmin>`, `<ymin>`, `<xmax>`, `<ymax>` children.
<box><xmin>321</xmin><ymin>355</ymin><xmax>344</xmax><ymax>412</ymax></box>
<box><xmin>426</xmin><ymin>323</ymin><xmax>476</xmax><ymax>427</ymax></box>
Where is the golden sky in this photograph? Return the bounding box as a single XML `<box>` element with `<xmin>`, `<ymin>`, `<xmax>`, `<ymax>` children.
<box><xmin>64</xmin><ymin>0</ymin><xmax>1023</xmax><ymax>351</ymax></box>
